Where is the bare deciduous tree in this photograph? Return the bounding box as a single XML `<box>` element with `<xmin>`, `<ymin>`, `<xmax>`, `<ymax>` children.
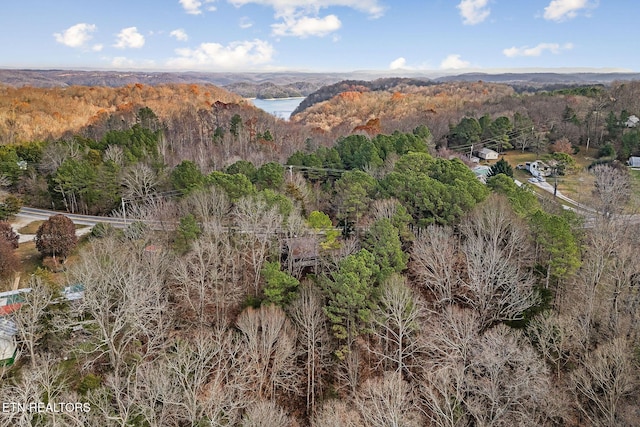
<box><xmin>420</xmin><ymin>364</ymin><xmax>469</xmax><ymax>427</ymax></box>
<box><xmin>289</xmin><ymin>283</ymin><xmax>331</xmax><ymax>414</ymax></box>
<box><xmin>465</xmin><ymin>324</ymin><xmax>561</xmax><ymax>427</ymax></box>
<box><xmin>180</xmin><ymin>186</ymin><xmax>230</xmax><ymax>234</ymax></box>
<box><xmin>234</xmin><ymin>195</ymin><xmax>283</xmax><ymax>295</ymax></box>
<box><xmin>459</xmin><ymin>197</ymin><xmax>538</xmax><ymax>330</ymax></box>
<box><xmin>591</xmin><ymin>164</ymin><xmax>631</xmax><ymax>218</ymax></box>
<box><xmin>103</xmin><ymin>144</ymin><xmax>124</xmax><ymax>166</ymax></box>
<box><xmin>172</xmin><ymin>233</ymin><xmax>242</xmax><ymax>326</ymax></box>
<box><xmin>370</xmin><ymin>198</ymin><xmax>402</xmax><ymax>222</ymax></box>
<box><xmin>312</xmin><ymin>399</ymin><xmax>363</xmax><ymax>427</ymax></box>
<box><xmin>422</xmin><ymin>306</ymin><xmax>479</xmax><ymax>370</ymax></box>
<box><xmin>527</xmin><ymin>311</ymin><xmax>578</xmax><ymax>379</ymax></box>
<box><xmin>121</xmin><ymin>163</ymin><xmax>159</xmax><ymax>201</ymax></box>
<box><xmin>0</xmin><ymin>354</ymin><xmax>68</xmax><ymax>427</ymax></box>
<box><xmin>368</xmin><ymin>274</ymin><xmax>427</xmax><ymax>377</ymax></box>
<box><xmin>12</xmin><ymin>275</ymin><xmax>54</xmax><ymax>368</ymax></box>
<box><xmin>571</xmin><ymin>338</ymin><xmax>637</xmax><ymax>427</ymax></box>
<box><xmin>236</xmin><ymin>305</ymin><xmax>301</xmax><ymax>401</ymax></box>
<box><xmin>139</xmin><ymin>328</ymin><xmax>243</xmax><ymax>427</ymax></box>
<box><xmin>68</xmin><ymin>237</ymin><xmax>170</xmax><ymax>373</ymax></box>
<box><xmin>355</xmin><ymin>372</ymin><xmax>424</xmax><ymax>427</ymax></box>
<box><xmin>411</xmin><ymin>225</ymin><xmax>460</xmax><ymax>306</ymax></box>
<box><xmin>241</xmin><ymin>400</ymin><xmax>292</xmax><ymax>427</ymax></box>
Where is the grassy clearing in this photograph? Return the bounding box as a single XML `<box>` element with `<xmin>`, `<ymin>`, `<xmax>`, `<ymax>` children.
<box><xmin>0</xmin><ymin>241</ymin><xmax>45</xmax><ymax>291</ymax></box>
<box><xmin>15</xmin><ymin>241</ymin><xmax>41</xmax><ymax>273</ymax></box>
<box><xmin>18</xmin><ymin>220</ymin><xmax>44</xmax><ymax>235</ymax></box>
<box><xmin>19</xmin><ymin>220</ymin><xmax>89</xmax><ymax>234</ymax></box>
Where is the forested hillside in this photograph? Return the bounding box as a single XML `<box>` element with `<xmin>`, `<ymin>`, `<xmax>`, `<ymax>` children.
<box><xmin>0</xmin><ymin>83</ymin><xmax>243</xmax><ymax>143</ymax></box>
<box><xmin>2</xmin><ymin>77</ymin><xmax>640</xmax><ymax>426</ymax></box>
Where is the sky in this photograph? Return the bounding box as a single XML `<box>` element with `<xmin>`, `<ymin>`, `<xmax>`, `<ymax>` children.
<box><xmin>0</xmin><ymin>0</ymin><xmax>636</xmax><ymax>73</ymax></box>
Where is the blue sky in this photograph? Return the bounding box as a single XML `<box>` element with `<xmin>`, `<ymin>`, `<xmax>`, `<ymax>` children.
<box><xmin>1</xmin><ymin>0</ymin><xmax>635</xmax><ymax>73</ymax></box>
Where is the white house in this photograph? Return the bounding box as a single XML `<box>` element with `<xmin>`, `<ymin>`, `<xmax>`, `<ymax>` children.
<box><xmin>476</xmin><ymin>148</ymin><xmax>499</xmax><ymax>160</ymax></box>
<box><xmin>629</xmin><ymin>156</ymin><xmax>640</xmax><ymax>168</ymax></box>
<box><xmin>625</xmin><ymin>115</ymin><xmax>639</xmax><ymax>128</ymax></box>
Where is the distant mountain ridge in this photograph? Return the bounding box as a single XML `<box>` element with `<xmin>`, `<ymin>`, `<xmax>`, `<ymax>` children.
<box><xmin>434</xmin><ymin>72</ymin><xmax>640</xmax><ymax>84</ymax></box>
<box><xmin>2</xmin><ymin>69</ymin><xmax>639</xmax><ymax>118</ymax></box>
<box><xmin>2</xmin><ymin>68</ymin><xmax>638</xmax><ymax>90</ymax></box>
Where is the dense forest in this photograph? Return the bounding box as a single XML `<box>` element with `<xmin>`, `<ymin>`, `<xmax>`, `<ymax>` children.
<box><xmin>1</xmin><ymin>77</ymin><xmax>640</xmax><ymax>426</ymax></box>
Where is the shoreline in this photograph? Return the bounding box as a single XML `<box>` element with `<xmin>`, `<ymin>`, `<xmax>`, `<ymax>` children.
<box><xmin>246</xmin><ymin>96</ymin><xmax>306</xmax><ymax>101</ymax></box>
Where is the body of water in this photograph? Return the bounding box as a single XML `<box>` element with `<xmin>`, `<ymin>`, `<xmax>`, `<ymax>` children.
<box><xmin>248</xmin><ymin>97</ymin><xmax>305</xmax><ymax>121</ymax></box>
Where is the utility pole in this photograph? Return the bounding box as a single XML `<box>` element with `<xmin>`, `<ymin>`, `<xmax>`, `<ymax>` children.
<box><xmin>121</xmin><ymin>198</ymin><xmax>127</xmax><ymax>226</ymax></box>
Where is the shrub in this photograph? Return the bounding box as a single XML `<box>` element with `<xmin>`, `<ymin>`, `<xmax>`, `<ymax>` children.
<box><xmin>598</xmin><ymin>143</ymin><xmax>616</xmax><ymax>158</ymax></box>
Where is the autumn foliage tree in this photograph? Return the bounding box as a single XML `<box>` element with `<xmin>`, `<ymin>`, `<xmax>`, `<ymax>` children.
<box><xmin>35</xmin><ymin>214</ymin><xmax>77</xmax><ymax>261</ymax></box>
<box><xmin>0</xmin><ymin>221</ymin><xmax>19</xmax><ymax>249</ymax></box>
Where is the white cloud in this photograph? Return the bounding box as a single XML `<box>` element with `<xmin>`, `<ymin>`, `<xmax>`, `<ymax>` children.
<box><xmin>503</xmin><ymin>42</ymin><xmax>574</xmax><ymax>57</ymax></box>
<box><xmin>272</xmin><ymin>15</ymin><xmax>341</xmax><ymax>37</ymax></box>
<box><xmin>180</xmin><ymin>0</ymin><xmax>217</xmax><ymax>15</ymax></box>
<box><xmin>543</xmin><ymin>0</ymin><xmax>596</xmax><ymax>21</ymax></box>
<box><xmin>229</xmin><ymin>0</ymin><xmax>383</xmax><ymax>38</ymax></box>
<box><xmin>239</xmin><ymin>16</ymin><xmax>254</xmax><ymax>29</ymax></box>
<box><xmin>111</xmin><ymin>57</ymin><xmax>136</xmax><ymax>68</ymax></box>
<box><xmin>53</xmin><ymin>23</ymin><xmax>97</xmax><ymax>48</ymax></box>
<box><xmin>113</xmin><ymin>27</ymin><xmax>145</xmax><ymax>49</ymax></box>
<box><xmin>92</xmin><ymin>44</ymin><xmax>104</xmax><ymax>52</ymax></box>
<box><xmin>167</xmin><ymin>39</ymin><xmax>275</xmax><ymax>69</ymax></box>
<box><xmin>389</xmin><ymin>57</ymin><xmax>408</xmax><ymax>70</ymax></box>
<box><xmin>109</xmin><ymin>57</ymin><xmax>157</xmax><ymax>69</ymax></box>
<box><xmin>440</xmin><ymin>54</ymin><xmax>470</xmax><ymax>69</ymax></box>
<box><xmin>228</xmin><ymin>0</ymin><xmax>385</xmax><ymax>18</ymax></box>
<box><xmin>457</xmin><ymin>0</ymin><xmax>490</xmax><ymax>25</ymax></box>
<box><xmin>170</xmin><ymin>29</ymin><xmax>189</xmax><ymax>41</ymax></box>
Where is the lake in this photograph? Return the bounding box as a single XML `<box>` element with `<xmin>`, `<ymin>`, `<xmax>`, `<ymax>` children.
<box><xmin>248</xmin><ymin>97</ymin><xmax>305</xmax><ymax>121</ymax></box>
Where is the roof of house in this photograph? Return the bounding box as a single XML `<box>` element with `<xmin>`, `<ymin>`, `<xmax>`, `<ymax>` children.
<box><xmin>285</xmin><ymin>237</ymin><xmax>319</xmax><ymax>259</ymax></box>
<box><xmin>0</xmin><ymin>318</ymin><xmax>17</xmax><ymax>341</ymax></box>
<box><xmin>625</xmin><ymin>115</ymin><xmax>639</xmax><ymax>127</ymax></box>
<box><xmin>478</xmin><ymin>147</ymin><xmax>498</xmax><ymax>155</ymax></box>
<box><xmin>472</xmin><ymin>165</ymin><xmax>492</xmax><ymax>177</ymax></box>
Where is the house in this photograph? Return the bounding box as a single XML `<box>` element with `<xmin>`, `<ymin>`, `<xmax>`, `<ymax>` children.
<box><xmin>525</xmin><ymin>160</ymin><xmax>552</xmax><ymax>178</ymax></box>
<box><xmin>476</xmin><ymin>148</ymin><xmax>499</xmax><ymax>160</ymax></box>
<box><xmin>282</xmin><ymin>236</ymin><xmax>319</xmax><ymax>271</ymax></box>
<box><xmin>472</xmin><ymin>165</ymin><xmax>492</xmax><ymax>183</ymax></box>
<box><xmin>0</xmin><ymin>288</ymin><xmax>29</xmax><ymax>316</ymax></box>
<box><xmin>625</xmin><ymin>115</ymin><xmax>639</xmax><ymax>128</ymax></box>
<box><xmin>629</xmin><ymin>156</ymin><xmax>640</xmax><ymax>168</ymax></box>
<box><xmin>0</xmin><ymin>317</ymin><xmax>17</xmax><ymax>367</ymax></box>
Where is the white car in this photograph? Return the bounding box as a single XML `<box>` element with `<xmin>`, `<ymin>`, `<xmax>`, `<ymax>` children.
<box><xmin>528</xmin><ymin>177</ymin><xmax>538</xmax><ymax>184</ymax></box>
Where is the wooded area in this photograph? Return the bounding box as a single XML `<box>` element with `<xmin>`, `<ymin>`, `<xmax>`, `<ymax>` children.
<box><xmin>1</xmin><ymin>78</ymin><xmax>640</xmax><ymax>426</ymax></box>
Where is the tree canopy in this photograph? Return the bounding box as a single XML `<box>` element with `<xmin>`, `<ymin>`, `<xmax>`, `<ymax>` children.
<box><xmin>35</xmin><ymin>214</ymin><xmax>77</xmax><ymax>261</ymax></box>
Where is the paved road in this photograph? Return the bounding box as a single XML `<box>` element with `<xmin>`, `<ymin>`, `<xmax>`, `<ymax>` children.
<box><xmin>13</xmin><ymin>207</ymin><xmax>129</xmax><ymax>243</ymax></box>
<box><xmin>17</xmin><ymin>207</ymin><xmax>128</xmax><ymax>228</ymax></box>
